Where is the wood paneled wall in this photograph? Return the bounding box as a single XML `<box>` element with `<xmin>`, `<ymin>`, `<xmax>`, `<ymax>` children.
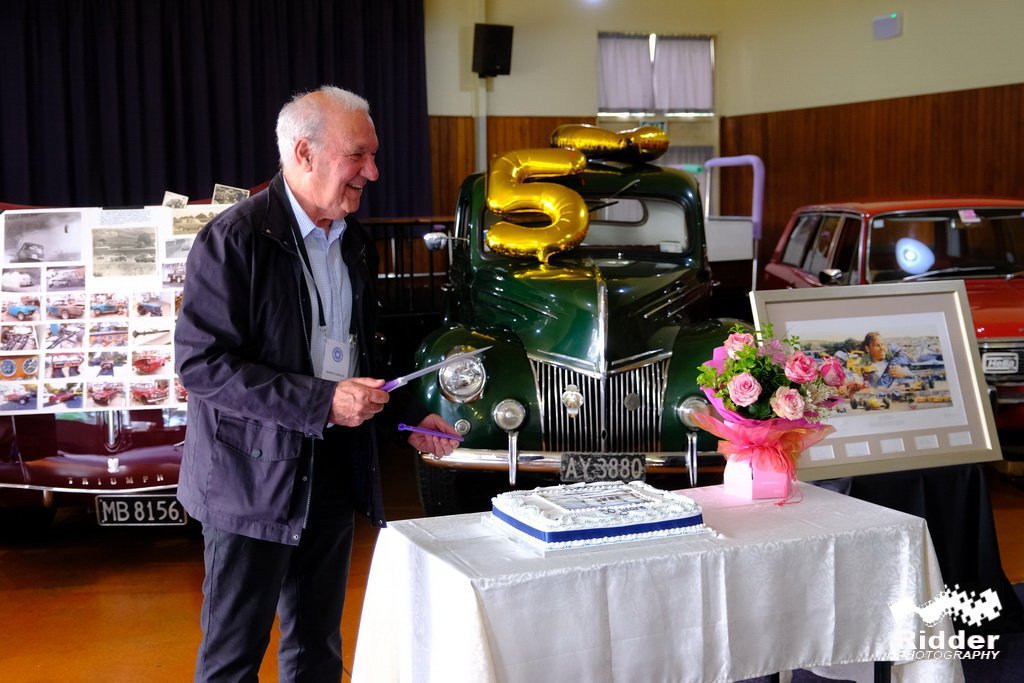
<box><xmin>429</xmin><ymin>85</ymin><xmax>1024</xmax><ymax>281</ymax></box>
<box><xmin>428</xmin><ymin>115</ymin><xmax>596</xmax><ymax>215</ymax></box>
<box><xmin>717</xmin><ymin>82</ymin><xmax>1024</xmax><ymax>275</ymax></box>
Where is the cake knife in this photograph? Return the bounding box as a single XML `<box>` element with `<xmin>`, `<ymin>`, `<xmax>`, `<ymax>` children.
<box><xmin>381</xmin><ymin>346</ymin><xmax>492</xmax><ymax>392</ymax></box>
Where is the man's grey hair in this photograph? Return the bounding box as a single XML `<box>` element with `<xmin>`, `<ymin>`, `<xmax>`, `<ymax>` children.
<box><xmin>276</xmin><ymin>85</ymin><xmax>370</xmax><ymax>166</ymax></box>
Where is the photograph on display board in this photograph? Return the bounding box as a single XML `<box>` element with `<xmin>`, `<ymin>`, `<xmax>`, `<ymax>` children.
<box><xmin>89</xmin><ymin>293</ymin><xmax>129</xmax><ymax>318</ymax></box>
<box><xmin>2</xmin><ymin>209</ymin><xmax>85</xmax><ymax>265</ymax></box>
<box><xmin>88</xmin><ymin>321</ymin><xmax>129</xmax><ymax>348</ymax></box>
<box><xmin>86</xmin><ymin>381</ymin><xmax>126</xmax><ymax>408</ymax></box>
<box><xmin>92</xmin><ymin>226</ymin><xmax>159</xmax><ymax>278</ymax></box>
<box><xmin>2</xmin><ymin>294</ymin><xmax>41</xmax><ymax>323</ymax></box>
<box><xmin>211</xmin><ymin>183</ymin><xmax>250</xmax><ymax>204</ymax></box>
<box><xmin>45</xmin><ymin>265</ymin><xmax>86</xmax><ymax>291</ymax></box>
<box><xmin>1</xmin><ymin>323</ymin><xmax>39</xmax><ymax>351</ymax></box>
<box><xmin>162</xmin><ymin>262</ymin><xmax>186</xmax><ymax>287</ymax></box>
<box><xmin>43</xmin><ymin>382</ymin><xmax>82</xmax><ymax>409</ymax></box>
<box><xmin>43</xmin><ymin>323</ymin><xmax>84</xmax><ymax>350</ymax></box>
<box><xmin>45</xmin><ymin>352</ymin><xmax>85</xmax><ymax>380</ymax></box>
<box><xmin>173</xmin><ymin>378</ymin><xmax>188</xmax><ymax>403</ymax></box>
<box><xmin>164</xmin><ymin>237</ymin><xmax>194</xmax><ymax>260</ymax></box>
<box><xmin>87</xmin><ymin>351</ymin><xmax>129</xmax><ymax>380</ymax></box>
<box><xmin>2</xmin><ymin>266</ymin><xmax>41</xmax><ymax>292</ymax></box>
<box><xmin>0</xmin><ymin>381</ymin><xmax>38</xmax><ymax>410</ymax></box>
<box><xmin>0</xmin><ymin>355</ymin><xmax>39</xmax><ymax>380</ymax></box>
<box><xmin>133</xmin><ymin>290</ymin><xmax>171</xmax><ymax>318</ymax></box>
<box><xmin>752</xmin><ymin>281</ymin><xmax>1001</xmax><ymax>479</ymax></box>
<box><xmin>131</xmin><ymin>349</ymin><xmax>171</xmax><ymax>377</ymax></box>
<box><xmin>129</xmin><ymin>379</ymin><xmax>171</xmax><ymax>407</ymax></box>
<box><xmin>130</xmin><ymin>320</ymin><xmax>172</xmax><ymax>346</ymax></box>
<box><xmin>171</xmin><ymin>205</ymin><xmax>226</xmax><ymax>236</ymax></box>
<box><xmin>44</xmin><ymin>293</ymin><xmax>87</xmax><ymax>321</ymax></box>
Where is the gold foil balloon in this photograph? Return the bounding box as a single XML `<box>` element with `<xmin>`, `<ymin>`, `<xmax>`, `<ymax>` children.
<box><xmin>485</xmin><ymin>148</ymin><xmax>589</xmax><ymax>264</ymax></box>
<box><xmin>550</xmin><ymin>124</ymin><xmax>669</xmax><ymax>163</ymax></box>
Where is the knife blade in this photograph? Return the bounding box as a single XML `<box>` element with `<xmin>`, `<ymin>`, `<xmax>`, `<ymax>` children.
<box><xmin>381</xmin><ymin>346</ymin><xmax>492</xmax><ymax>392</ymax></box>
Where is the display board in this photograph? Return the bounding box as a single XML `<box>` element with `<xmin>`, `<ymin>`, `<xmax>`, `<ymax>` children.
<box><xmin>0</xmin><ymin>205</ymin><xmax>227</xmax><ymax>414</ymax></box>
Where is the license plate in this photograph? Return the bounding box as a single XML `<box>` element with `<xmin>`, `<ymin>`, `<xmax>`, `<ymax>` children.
<box><xmin>983</xmin><ymin>352</ymin><xmax>1018</xmax><ymax>374</ymax></box>
<box><xmin>96</xmin><ymin>494</ymin><xmax>188</xmax><ymax>526</ymax></box>
<box><xmin>559</xmin><ymin>453</ymin><xmax>646</xmax><ymax>483</ymax></box>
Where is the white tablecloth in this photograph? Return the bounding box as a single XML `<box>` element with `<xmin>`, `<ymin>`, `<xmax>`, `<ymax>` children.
<box><xmin>352</xmin><ymin>484</ymin><xmax>963</xmax><ymax>683</ymax></box>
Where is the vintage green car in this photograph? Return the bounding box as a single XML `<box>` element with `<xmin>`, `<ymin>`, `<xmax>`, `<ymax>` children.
<box><xmin>412</xmin><ymin>125</ymin><xmax>733</xmax><ymax>514</ymax></box>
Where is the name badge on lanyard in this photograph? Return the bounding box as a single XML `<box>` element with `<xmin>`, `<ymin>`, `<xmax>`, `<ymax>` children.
<box><xmin>321</xmin><ymin>332</ymin><xmax>357</xmax><ymax>382</ymax></box>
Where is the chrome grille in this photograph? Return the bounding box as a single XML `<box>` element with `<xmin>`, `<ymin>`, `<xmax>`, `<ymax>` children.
<box><xmin>530</xmin><ymin>357</ymin><xmax>670</xmax><ymax>453</ymax></box>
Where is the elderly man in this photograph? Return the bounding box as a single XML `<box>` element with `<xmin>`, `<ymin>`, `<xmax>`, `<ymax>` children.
<box><xmin>175</xmin><ymin>85</ymin><xmax>458</xmax><ymax>682</ymax></box>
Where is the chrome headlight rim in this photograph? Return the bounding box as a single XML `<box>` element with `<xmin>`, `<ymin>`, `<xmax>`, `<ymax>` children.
<box><xmin>437</xmin><ymin>345</ymin><xmax>487</xmax><ymax>404</ymax></box>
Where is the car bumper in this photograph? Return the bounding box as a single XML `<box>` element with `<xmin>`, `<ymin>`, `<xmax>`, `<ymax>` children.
<box><xmin>419</xmin><ymin>447</ymin><xmax>714</xmax><ymax>475</ymax></box>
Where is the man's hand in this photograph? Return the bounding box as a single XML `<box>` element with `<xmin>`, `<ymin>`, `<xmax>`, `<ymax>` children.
<box><xmin>407</xmin><ymin>413</ymin><xmax>460</xmax><ymax>458</ymax></box>
<box><xmin>328</xmin><ymin>378</ymin><xmax>389</xmax><ymax>427</ymax></box>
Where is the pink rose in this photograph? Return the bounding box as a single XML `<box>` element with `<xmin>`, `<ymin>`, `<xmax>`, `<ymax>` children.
<box><xmin>819</xmin><ymin>357</ymin><xmax>846</xmax><ymax>387</ymax></box>
<box><xmin>770</xmin><ymin>386</ymin><xmax>806</xmax><ymax>420</ymax></box>
<box><xmin>784</xmin><ymin>351</ymin><xmax>819</xmax><ymax>384</ymax></box>
<box><xmin>723</xmin><ymin>332</ymin><xmax>755</xmax><ymax>359</ymax></box>
<box><xmin>727</xmin><ymin>372</ymin><xmax>761</xmax><ymax>407</ymax></box>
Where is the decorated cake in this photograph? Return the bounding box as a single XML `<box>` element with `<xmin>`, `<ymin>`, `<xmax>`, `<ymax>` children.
<box><xmin>490</xmin><ymin>480</ymin><xmax>710</xmax><ymax>550</ymax></box>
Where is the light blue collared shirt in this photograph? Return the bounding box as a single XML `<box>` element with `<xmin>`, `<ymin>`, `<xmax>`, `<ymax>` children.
<box><xmin>283</xmin><ymin>180</ymin><xmax>352</xmax><ymax>378</ymax></box>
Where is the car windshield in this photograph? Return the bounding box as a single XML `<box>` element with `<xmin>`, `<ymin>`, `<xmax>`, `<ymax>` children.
<box><xmin>869</xmin><ymin>208</ymin><xmax>1024</xmax><ymax>282</ymax></box>
<box><xmin>481</xmin><ymin>197</ymin><xmax>689</xmax><ymax>259</ymax></box>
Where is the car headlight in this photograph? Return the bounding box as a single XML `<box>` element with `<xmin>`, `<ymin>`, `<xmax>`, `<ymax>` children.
<box><xmin>492</xmin><ymin>399</ymin><xmax>525</xmax><ymax>432</ymax></box>
<box><xmin>438</xmin><ymin>346</ymin><xmax>487</xmax><ymax>403</ymax></box>
<box><xmin>676</xmin><ymin>395</ymin><xmax>711</xmax><ymax>430</ymax></box>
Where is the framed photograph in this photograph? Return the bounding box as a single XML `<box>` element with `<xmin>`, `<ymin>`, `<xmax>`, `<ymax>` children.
<box><xmin>751</xmin><ymin>281</ymin><xmax>1001</xmax><ymax>479</ymax></box>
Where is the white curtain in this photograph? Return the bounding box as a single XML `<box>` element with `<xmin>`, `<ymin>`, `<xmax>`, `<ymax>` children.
<box><xmin>653</xmin><ymin>36</ymin><xmax>714</xmax><ymax>113</ymax></box>
<box><xmin>598</xmin><ymin>34</ymin><xmax>654</xmax><ymax>112</ymax></box>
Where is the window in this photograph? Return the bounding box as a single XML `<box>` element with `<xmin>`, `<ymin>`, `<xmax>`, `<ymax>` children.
<box><xmin>781</xmin><ymin>214</ymin><xmax>821</xmax><ymax>266</ymax></box>
<box><xmin>598</xmin><ymin>33</ymin><xmax>714</xmax><ymax>116</ymax></box>
<box><xmin>802</xmin><ymin>215</ymin><xmax>842</xmax><ymax>276</ymax></box>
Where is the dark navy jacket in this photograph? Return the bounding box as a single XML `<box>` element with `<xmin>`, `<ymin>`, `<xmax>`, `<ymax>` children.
<box><xmin>174</xmin><ymin>173</ymin><xmax>425</xmax><ymax>544</ymax></box>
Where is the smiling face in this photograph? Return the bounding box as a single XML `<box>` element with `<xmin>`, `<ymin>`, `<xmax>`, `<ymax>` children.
<box><xmin>287</xmin><ymin>97</ymin><xmax>380</xmax><ymax>227</ymax></box>
<box><xmin>865</xmin><ymin>334</ymin><xmax>887</xmax><ymax>362</ymax></box>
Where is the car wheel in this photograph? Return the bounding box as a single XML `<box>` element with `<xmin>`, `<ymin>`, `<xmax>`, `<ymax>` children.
<box><xmin>60</xmin><ymin>310</ymin><xmax>70</xmax><ymax>320</ymax></box>
<box><xmin>0</xmin><ymin>506</ymin><xmax>57</xmax><ymax>541</ymax></box>
<box><xmin>16</xmin><ymin>312</ymin><xmax>25</xmax><ymax>321</ymax></box>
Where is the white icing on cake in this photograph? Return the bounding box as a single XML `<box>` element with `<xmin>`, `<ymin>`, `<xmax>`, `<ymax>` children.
<box><xmin>491</xmin><ymin>480</ymin><xmax>710</xmax><ymax>550</ymax></box>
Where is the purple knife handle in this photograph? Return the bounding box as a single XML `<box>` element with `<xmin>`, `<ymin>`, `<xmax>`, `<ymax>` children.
<box><xmin>397</xmin><ymin>423</ymin><xmax>464</xmax><ymax>442</ymax></box>
<box><xmin>381</xmin><ymin>378</ymin><xmax>401</xmax><ymax>392</ymax></box>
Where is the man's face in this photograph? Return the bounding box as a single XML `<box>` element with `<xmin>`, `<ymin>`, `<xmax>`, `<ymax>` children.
<box><xmin>867</xmin><ymin>337</ymin><xmax>886</xmax><ymax>362</ymax></box>
<box><xmin>306</xmin><ymin>107</ymin><xmax>379</xmax><ymax>222</ymax></box>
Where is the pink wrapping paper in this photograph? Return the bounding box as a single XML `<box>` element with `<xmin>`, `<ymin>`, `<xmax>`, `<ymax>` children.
<box><xmin>690</xmin><ymin>410</ymin><xmax>835</xmax><ymax>500</ymax></box>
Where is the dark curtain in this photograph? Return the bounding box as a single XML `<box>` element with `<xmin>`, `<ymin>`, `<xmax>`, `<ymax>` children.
<box><xmin>0</xmin><ymin>0</ymin><xmax>432</xmax><ymax>217</ymax></box>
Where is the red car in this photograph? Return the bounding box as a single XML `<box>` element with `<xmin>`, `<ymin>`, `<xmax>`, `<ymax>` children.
<box><xmin>132</xmin><ymin>355</ymin><xmax>166</xmax><ymax>374</ymax></box>
<box><xmin>89</xmin><ymin>384</ymin><xmax>123</xmax><ymax>406</ymax></box>
<box><xmin>763</xmin><ymin>199</ymin><xmax>1024</xmax><ymax>456</ymax></box>
<box><xmin>131</xmin><ymin>382</ymin><xmax>169</xmax><ymax>405</ymax></box>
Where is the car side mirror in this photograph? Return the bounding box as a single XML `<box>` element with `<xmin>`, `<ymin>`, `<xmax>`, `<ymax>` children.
<box><xmin>819</xmin><ymin>268</ymin><xmax>843</xmax><ymax>285</ymax></box>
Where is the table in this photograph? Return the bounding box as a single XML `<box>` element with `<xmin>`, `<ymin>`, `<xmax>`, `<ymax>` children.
<box><xmin>352</xmin><ymin>484</ymin><xmax>964</xmax><ymax>683</ymax></box>
<box><xmin>817</xmin><ymin>463</ymin><xmax>1023</xmax><ymax>634</ymax></box>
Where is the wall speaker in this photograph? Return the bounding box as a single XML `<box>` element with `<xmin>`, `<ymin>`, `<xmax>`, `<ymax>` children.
<box><xmin>472</xmin><ymin>23</ymin><xmax>513</xmax><ymax>77</ymax></box>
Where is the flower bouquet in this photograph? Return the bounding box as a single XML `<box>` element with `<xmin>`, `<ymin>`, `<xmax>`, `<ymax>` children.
<box><xmin>693</xmin><ymin>324</ymin><xmax>842</xmax><ymax>501</ymax></box>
